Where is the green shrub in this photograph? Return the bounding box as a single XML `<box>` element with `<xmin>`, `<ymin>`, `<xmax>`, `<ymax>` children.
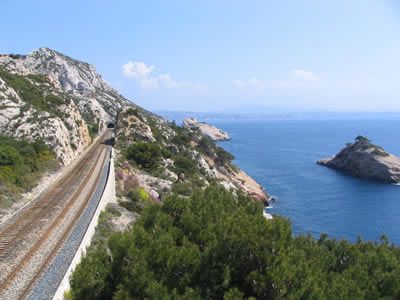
<box><xmin>125</xmin><ymin>107</ymin><xmax>139</xmax><ymax>116</ymax></box>
<box><xmin>0</xmin><ymin>166</ymin><xmax>18</xmax><ymax>183</ymax></box>
<box><xmin>27</xmin><ymin>74</ymin><xmax>48</xmax><ymax>84</ymax></box>
<box><xmin>215</xmin><ymin>146</ymin><xmax>234</xmax><ymax>164</ymax></box>
<box><xmin>197</xmin><ymin>136</ymin><xmax>215</xmax><ymax>157</ymax></box>
<box><xmin>173</xmin><ymin>153</ymin><xmax>196</xmax><ymax>176</ymax></box>
<box><xmin>0</xmin><ymin>67</ymin><xmax>65</xmax><ymax>117</ymax></box>
<box><xmin>355</xmin><ymin>135</ymin><xmax>370</xmax><ymax>143</ymax></box>
<box><xmin>160</xmin><ymin>146</ymin><xmax>172</xmax><ymax>159</ymax></box>
<box><xmin>45</xmin><ymin>94</ymin><xmax>65</xmax><ymax>106</ymax></box>
<box><xmin>121</xmin><ymin>187</ymin><xmax>152</xmax><ymax>213</ymax></box>
<box><xmin>0</xmin><ymin>145</ymin><xmax>22</xmax><ymax>166</ymax></box>
<box><xmin>138</xmin><ymin>187</ymin><xmax>150</xmax><ymax>201</ymax></box>
<box><xmin>70</xmin><ymin>185</ymin><xmax>400</xmax><ymax>299</ymax></box>
<box><xmin>171</xmin><ymin>182</ymin><xmax>193</xmax><ymax>196</ymax></box>
<box><xmin>125</xmin><ymin>142</ymin><xmax>161</xmax><ymax>171</ymax></box>
<box><xmin>146</xmin><ymin>117</ymin><xmax>164</xmax><ymax>142</ymax></box>
<box><xmin>120</xmin><ymin>189</ymin><xmax>142</xmax><ymax>212</ymax></box>
<box><xmin>171</xmin><ymin>126</ymin><xmax>191</xmax><ymax>147</ymax></box>
<box><xmin>0</xmin><ymin>135</ymin><xmax>58</xmax><ymax>194</ymax></box>
<box><xmin>88</xmin><ymin>123</ymin><xmax>99</xmax><ymax>140</ymax></box>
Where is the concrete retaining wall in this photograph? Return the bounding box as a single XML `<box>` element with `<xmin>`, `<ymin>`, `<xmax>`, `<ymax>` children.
<box><xmin>52</xmin><ymin>147</ymin><xmax>116</xmax><ymax>300</ymax></box>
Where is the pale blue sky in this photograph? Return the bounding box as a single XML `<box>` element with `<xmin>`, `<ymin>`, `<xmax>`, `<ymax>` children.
<box><xmin>1</xmin><ymin>0</ymin><xmax>400</xmax><ymax>112</ymax></box>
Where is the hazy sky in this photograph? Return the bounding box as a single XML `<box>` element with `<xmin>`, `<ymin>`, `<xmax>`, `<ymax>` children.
<box><xmin>1</xmin><ymin>0</ymin><xmax>400</xmax><ymax>112</ymax></box>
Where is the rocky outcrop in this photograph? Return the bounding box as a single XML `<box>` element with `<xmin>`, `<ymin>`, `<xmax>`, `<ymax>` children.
<box><xmin>115</xmin><ymin>110</ymin><xmax>268</xmax><ymax>203</ymax></box>
<box><xmin>0</xmin><ymin>48</ymin><xmax>132</xmax><ymax>164</ymax></box>
<box><xmin>0</xmin><ymin>48</ymin><xmax>130</xmax><ymax>120</ymax></box>
<box><xmin>183</xmin><ymin>117</ymin><xmax>230</xmax><ymax>141</ymax></box>
<box><xmin>115</xmin><ymin>108</ymin><xmax>155</xmax><ymax>143</ymax></box>
<box><xmin>0</xmin><ymin>48</ymin><xmax>268</xmax><ymax>206</ymax></box>
<box><xmin>195</xmin><ymin>149</ymin><xmax>267</xmax><ymax>202</ymax></box>
<box><xmin>317</xmin><ymin>136</ymin><xmax>400</xmax><ymax>183</ymax></box>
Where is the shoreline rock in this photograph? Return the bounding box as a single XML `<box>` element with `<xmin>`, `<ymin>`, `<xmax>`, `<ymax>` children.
<box><xmin>317</xmin><ymin>136</ymin><xmax>400</xmax><ymax>183</ymax></box>
<box><xmin>183</xmin><ymin>117</ymin><xmax>230</xmax><ymax>141</ymax></box>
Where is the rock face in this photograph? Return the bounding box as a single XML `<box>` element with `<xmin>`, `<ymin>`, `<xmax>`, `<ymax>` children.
<box><xmin>183</xmin><ymin>117</ymin><xmax>230</xmax><ymax>141</ymax></box>
<box><xmin>115</xmin><ymin>111</ymin><xmax>268</xmax><ymax>203</ymax></box>
<box><xmin>0</xmin><ymin>48</ymin><xmax>132</xmax><ymax>164</ymax></box>
<box><xmin>317</xmin><ymin>136</ymin><xmax>400</xmax><ymax>183</ymax></box>
<box><xmin>0</xmin><ymin>48</ymin><xmax>268</xmax><ymax>205</ymax></box>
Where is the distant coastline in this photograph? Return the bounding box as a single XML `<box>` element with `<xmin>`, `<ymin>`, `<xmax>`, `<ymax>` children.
<box><xmin>157</xmin><ymin>110</ymin><xmax>400</xmax><ymax>124</ymax></box>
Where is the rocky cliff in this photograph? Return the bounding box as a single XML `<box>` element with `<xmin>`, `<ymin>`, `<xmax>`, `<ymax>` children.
<box><xmin>317</xmin><ymin>136</ymin><xmax>400</xmax><ymax>183</ymax></box>
<box><xmin>0</xmin><ymin>48</ymin><xmax>132</xmax><ymax>165</ymax></box>
<box><xmin>0</xmin><ymin>48</ymin><xmax>267</xmax><ymax>207</ymax></box>
<box><xmin>183</xmin><ymin>117</ymin><xmax>230</xmax><ymax>141</ymax></box>
<box><xmin>115</xmin><ymin>108</ymin><xmax>268</xmax><ymax>205</ymax></box>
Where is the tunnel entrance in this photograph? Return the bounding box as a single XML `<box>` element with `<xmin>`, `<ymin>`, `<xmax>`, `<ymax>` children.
<box><xmin>107</xmin><ymin>122</ymin><xmax>115</xmax><ymax>129</ymax></box>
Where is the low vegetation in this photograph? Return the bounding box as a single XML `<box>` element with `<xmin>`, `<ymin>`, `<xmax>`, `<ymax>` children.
<box><xmin>172</xmin><ymin>153</ymin><xmax>197</xmax><ymax>176</ymax></box>
<box><xmin>354</xmin><ymin>135</ymin><xmax>389</xmax><ymax>157</ymax></box>
<box><xmin>125</xmin><ymin>142</ymin><xmax>162</xmax><ymax>171</ymax></box>
<box><xmin>0</xmin><ymin>135</ymin><xmax>58</xmax><ymax>207</ymax></box>
<box><xmin>69</xmin><ymin>185</ymin><xmax>400</xmax><ymax>299</ymax></box>
<box><xmin>88</xmin><ymin>123</ymin><xmax>99</xmax><ymax>140</ymax></box>
<box><xmin>119</xmin><ymin>187</ymin><xmax>150</xmax><ymax>213</ymax></box>
<box><xmin>0</xmin><ymin>67</ymin><xmax>67</xmax><ymax>118</ymax></box>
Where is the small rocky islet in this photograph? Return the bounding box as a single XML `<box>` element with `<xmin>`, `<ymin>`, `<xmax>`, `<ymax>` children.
<box><xmin>317</xmin><ymin>136</ymin><xmax>400</xmax><ymax>183</ymax></box>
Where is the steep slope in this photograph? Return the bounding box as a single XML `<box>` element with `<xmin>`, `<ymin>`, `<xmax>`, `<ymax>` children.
<box><xmin>0</xmin><ymin>48</ymin><xmax>267</xmax><ymax>216</ymax></box>
<box><xmin>114</xmin><ymin>107</ymin><xmax>268</xmax><ymax>205</ymax></box>
<box><xmin>0</xmin><ymin>48</ymin><xmax>132</xmax><ymax>164</ymax></box>
<box><xmin>317</xmin><ymin>136</ymin><xmax>400</xmax><ymax>183</ymax></box>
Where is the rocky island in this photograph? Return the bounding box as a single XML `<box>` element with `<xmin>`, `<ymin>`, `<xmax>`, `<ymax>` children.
<box><xmin>317</xmin><ymin>136</ymin><xmax>400</xmax><ymax>183</ymax></box>
<box><xmin>183</xmin><ymin>117</ymin><xmax>230</xmax><ymax>141</ymax></box>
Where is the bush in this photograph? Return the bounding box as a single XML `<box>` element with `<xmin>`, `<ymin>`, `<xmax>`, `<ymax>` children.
<box><xmin>355</xmin><ymin>135</ymin><xmax>370</xmax><ymax>143</ymax></box>
<box><xmin>125</xmin><ymin>142</ymin><xmax>161</xmax><ymax>171</ymax></box>
<box><xmin>0</xmin><ymin>135</ymin><xmax>57</xmax><ymax>191</ymax></box>
<box><xmin>215</xmin><ymin>146</ymin><xmax>234</xmax><ymax>164</ymax></box>
<box><xmin>147</xmin><ymin>118</ymin><xmax>163</xmax><ymax>142</ymax></box>
<box><xmin>0</xmin><ymin>67</ymin><xmax>65</xmax><ymax>117</ymax></box>
<box><xmin>171</xmin><ymin>126</ymin><xmax>191</xmax><ymax>147</ymax></box>
<box><xmin>197</xmin><ymin>136</ymin><xmax>215</xmax><ymax>157</ymax></box>
<box><xmin>88</xmin><ymin>123</ymin><xmax>99</xmax><ymax>140</ymax></box>
<box><xmin>70</xmin><ymin>185</ymin><xmax>400</xmax><ymax>299</ymax></box>
<box><xmin>0</xmin><ymin>166</ymin><xmax>18</xmax><ymax>184</ymax></box>
<box><xmin>0</xmin><ymin>145</ymin><xmax>22</xmax><ymax>167</ymax></box>
<box><xmin>138</xmin><ymin>187</ymin><xmax>150</xmax><ymax>201</ymax></box>
<box><xmin>125</xmin><ymin>107</ymin><xmax>139</xmax><ymax>116</ymax></box>
<box><xmin>173</xmin><ymin>153</ymin><xmax>196</xmax><ymax>176</ymax></box>
<box><xmin>120</xmin><ymin>188</ymin><xmax>142</xmax><ymax>212</ymax></box>
<box><xmin>171</xmin><ymin>182</ymin><xmax>193</xmax><ymax>196</ymax></box>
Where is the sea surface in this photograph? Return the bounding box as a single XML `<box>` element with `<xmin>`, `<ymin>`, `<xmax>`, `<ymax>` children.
<box><xmin>160</xmin><ymin>112</ymin><xmax>400</xmax><ymax>244</ymax></box>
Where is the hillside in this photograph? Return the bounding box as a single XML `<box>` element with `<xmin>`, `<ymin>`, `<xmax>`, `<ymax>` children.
<box><xmin>112</xmin><ymin>106</ymin><xmax>267</xmax><ymax>217</ymax></box>
<box><xmin>0</xmin><ymin>48</ymin><xmax>132</xmax><ymax>165</ymax></box>
<box><xmin>0</xmin><ymin>48</ymin><xmax>267</xmax><ymax>216</ymax></box>
<box><xmin>69</xmin><ymin>185</ymin><xmax>400</xmax><ymax>299</ymax></box>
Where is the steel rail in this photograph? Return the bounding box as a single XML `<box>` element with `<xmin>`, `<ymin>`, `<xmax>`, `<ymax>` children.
<box><xmin>0</xmin><ymin>131</ymin><xmax>110</xmax><ymax>297</ymax></box>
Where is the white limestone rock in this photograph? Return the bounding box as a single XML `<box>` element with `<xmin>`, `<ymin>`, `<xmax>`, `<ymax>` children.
<box><xmin>0</xmin><ymin>48</ymin><xmax>134</xmax><ymax>165</ymax></box>
<box><xmin>183</xmin><ymin>117</ymin><xmax>230</xmax><ymax>141</ymax></box>
<box><xmin>318</xmin><ymin>136</ymin><xmax>400</xmax><ymax>183</ymax></box>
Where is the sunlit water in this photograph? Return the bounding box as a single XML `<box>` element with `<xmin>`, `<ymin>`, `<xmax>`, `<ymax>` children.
<box><xmin>210</xmin><ymin>118</ymin><xmax>400</xmax><ymax>244</ymax></box>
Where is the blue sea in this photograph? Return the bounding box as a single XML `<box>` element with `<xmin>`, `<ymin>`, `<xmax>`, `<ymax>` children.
<box><xmin>160</xmin><ymin>112</ymin><xmax>400</xmax><ymax>244</ymax></box>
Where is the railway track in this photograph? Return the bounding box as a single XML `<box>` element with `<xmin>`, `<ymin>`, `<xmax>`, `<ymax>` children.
<box><xmin>0</xmin><ymin>131</ymin><xmax>111</xmax><ymax>299</ymax></box>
